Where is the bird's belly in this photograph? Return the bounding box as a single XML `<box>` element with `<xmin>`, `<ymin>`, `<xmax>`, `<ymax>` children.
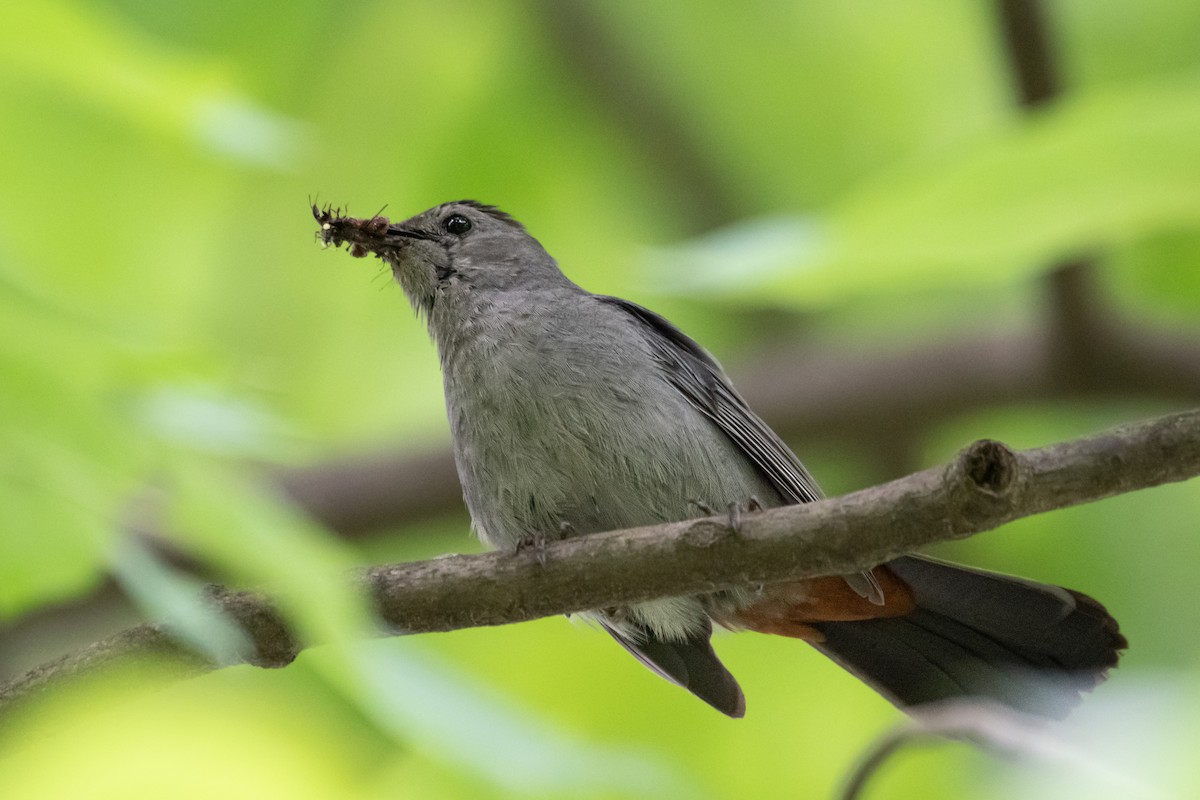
<box><xmin>447</xmin><ymin>371</ymin><xmax>776</xmax><ymax>551</ymax></box>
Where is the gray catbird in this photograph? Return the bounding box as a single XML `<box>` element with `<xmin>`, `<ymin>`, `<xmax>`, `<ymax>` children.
<box><xmin>315</xmin><ymin>199</ymin><xmax>1125</xmax><ymax>719</ymax></box>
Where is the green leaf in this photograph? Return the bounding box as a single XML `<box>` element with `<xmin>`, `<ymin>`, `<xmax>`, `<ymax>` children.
<box><xmin>0</xmin><ymin>669</ymin><xmax>370</xmax><ymax>800</ymax></box>
<box><xmin>652</xmin><ymin>77</ymin><xmax>1200</xmax><ymax>306</ymax></box>
<box><xmin>0</xmin><ymin>0</ymin><xmax>306</xmax><ymax>168</ymax></box>
<box><xmin>167</xmin><ymin>463</ymin><xmax>372</xmax><ymax>647</ymax></box>
<box><xmin>109</xmin><ymin>537</ymin><xmax>252</xmax><ymax>667</ymax></box>
<box><xmin>0</xmin><ymin>468</ymin><xmax>107</xmax><ymax>617</ymax></box>
<box><xmin>334</xmin><ymin>640</ymin><xmax>698</xmax><ymax>798</ymax></box>
<box><xmin>0</xmin><ymin>286</ymin><xmax>140</xmax><ymax>615</ymax></box>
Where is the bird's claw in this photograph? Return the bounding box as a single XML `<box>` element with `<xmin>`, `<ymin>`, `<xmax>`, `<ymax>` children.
<box><xmin>515</xmin><ymin>533</ymin><xmax>549</xmax><ymax>567</ymax></box>
<box><xmin>725</xmin><ymin>496</ymin><xmax>765</xmax><ymax>534</ymax></box>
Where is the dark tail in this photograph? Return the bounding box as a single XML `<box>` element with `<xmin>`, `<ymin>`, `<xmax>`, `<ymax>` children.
<box><xmin>811</xmin><ymin>556</ymin><xmax>1127</xmax><ymax>719</ymax></box>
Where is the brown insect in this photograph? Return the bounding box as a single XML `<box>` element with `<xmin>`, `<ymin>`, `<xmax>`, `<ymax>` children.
<box><xmin>312</xmin><ymin>203</ymin><xmax>391</xmax><ymax>258</ymax></box>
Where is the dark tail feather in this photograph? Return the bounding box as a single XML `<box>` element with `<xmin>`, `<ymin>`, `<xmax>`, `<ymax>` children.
<box><xmin>811</xmin><ymin>556</ymin><xmax>1127</xmax><ymax>719</ymax></box>
<box><xmin>603</xmin><ymin>619</ymin><xmax>745</xmax><ymax>718</ymax></box>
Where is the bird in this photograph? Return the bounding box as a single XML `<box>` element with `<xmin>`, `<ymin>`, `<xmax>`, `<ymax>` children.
<box><xmin>314</xmin><ymin>199</ymin><xmax>1126</xmax><ymax>719</ymax></box>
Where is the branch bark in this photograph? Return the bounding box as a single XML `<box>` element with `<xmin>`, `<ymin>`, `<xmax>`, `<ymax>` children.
<box><xmin>3</xmin><ymin>409</ymin><xmax>1198</xmax><ymax>717</ymax></box>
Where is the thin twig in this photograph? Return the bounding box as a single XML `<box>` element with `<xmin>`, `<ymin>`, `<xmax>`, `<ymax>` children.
<box><xmin>995</xmin><ymin>0</ymin><xmax>1063</xmax><ymax>107</ymax></box>
<box><xmin>840</xmin><ymin>701</ymin><xmax>1147</xmax><ymax>800</ymax></box>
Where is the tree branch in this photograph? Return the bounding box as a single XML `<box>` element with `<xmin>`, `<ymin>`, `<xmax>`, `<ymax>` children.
<box><xmin>3</xmin><ymin>409</ymin><xmax>1198</xmax><ymax>716</ymax></box>
<box><xmin>14</xmin><ymin>314</ymin><xmax>1199</xmax><ymax>680</ymax></box>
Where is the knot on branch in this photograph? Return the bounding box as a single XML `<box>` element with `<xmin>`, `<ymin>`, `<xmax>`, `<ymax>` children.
<box><xmin>962</xmin><ymin>439</ymin><xmax>1019</xmax><ymax>495</ymax></box>
<box><xmin>679</xmin><ymin>519</ymin><xmax>734</xmax><ymax>549</ymax></box>
<box><xmin>942</xmin><ymin>439</ymin><xmax>1021</xmax><ymax>535</ymax></box>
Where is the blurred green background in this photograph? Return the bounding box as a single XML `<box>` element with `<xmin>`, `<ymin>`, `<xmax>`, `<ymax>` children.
<box><xmin>2</xmin><ymin>0</ymin><xmax>1200</xmax><ymax>797</ymax></box>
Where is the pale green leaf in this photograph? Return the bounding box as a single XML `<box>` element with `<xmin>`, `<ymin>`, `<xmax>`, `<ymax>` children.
<box><xmin>653</xmin><ymin>78</ymin><xmax>1200</xmax><ymax>306</ymax></box>
<box><xmin>0</xmin><ymin>0</ymin><xmax>306</xmax><ymax>168</ymax></box>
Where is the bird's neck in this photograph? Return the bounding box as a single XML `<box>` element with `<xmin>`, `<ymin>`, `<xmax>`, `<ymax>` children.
<box><xmin>427</xmin><ymin>283</ymin><xmax>583</xmax><ymax>374</ymax></box>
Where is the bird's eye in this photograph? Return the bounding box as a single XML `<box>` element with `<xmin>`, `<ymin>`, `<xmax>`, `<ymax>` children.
<box><xmin>442</xmin><ymin>214</ymin><xmax>472</xmax><ymax>235</ymax></box>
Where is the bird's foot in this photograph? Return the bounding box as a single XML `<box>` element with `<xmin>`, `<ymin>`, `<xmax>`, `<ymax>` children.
<box><xmin>514</xmin><ymin>533</ymin><xmax>548</xmax><ymax>567</ymax></box>
<box><xmin>692</xmin><ymin>497</ymin><xmax>763</xmax><ymax>534</ymax></box>
<box><xmin>726</xmin><ymin>495</ymin><xmax>765</xmax><ymax>535</ymax></box>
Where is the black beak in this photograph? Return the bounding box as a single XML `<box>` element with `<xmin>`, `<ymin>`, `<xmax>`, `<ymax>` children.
<box><xmin>387</xmin><ymin>225</ymin><xmax>435</xmax><ymax>241</ymax></box>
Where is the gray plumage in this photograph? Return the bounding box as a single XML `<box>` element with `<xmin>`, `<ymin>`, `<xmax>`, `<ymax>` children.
<box><xmin>389</xmin><ymin>201</ymin><xmax>778</xmax><ymax>648</ymax></box>
<box><xmin>321</xmin><ymin>199</ymin><xmax>1125</xmax><ymax>719</ymax></box>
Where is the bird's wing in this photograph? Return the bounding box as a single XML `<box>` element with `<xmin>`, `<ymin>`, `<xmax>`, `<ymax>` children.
<box><xmin>595</xmin><ymin>295</ymin><xmax>823</xmax><ymax>504</ymax></box>
<box><xmin>595</xmin><ymin>295</ymin><xmax>883</xmax><ymax>603</ymax></box>
<box><xmin>599</xmin><ymin>617</ymin><xmax>745</xmax><ymax>717</ymax></box>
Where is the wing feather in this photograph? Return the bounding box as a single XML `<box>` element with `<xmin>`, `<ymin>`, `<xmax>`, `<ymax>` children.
<box><xmin>595</xmin><ymin>295</ymin><xmax>822</xmax><ymax>504</ymax></box>
<box><xmin>596</xmin><ymin>295</ymin><xmax>883</xmax><ymax>604</ymax></box>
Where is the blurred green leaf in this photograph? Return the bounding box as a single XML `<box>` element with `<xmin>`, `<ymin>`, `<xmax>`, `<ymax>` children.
<box><xmin>0</xmin><ymin>667</ymin><xmax>372</xmax><ymax>800</ymax></box>
<box><xmin>109</xmin><ymin>536</ymin><xmax>251</xmax><ymax>666</ymax></box>
<box><xmin>1107</xmin><ymin>227</ymin><xmax>1200</xmax><ymax>323</ymax></box>
<box><xmin>3</xmin><ymin>0</ymin><xmax>1200</xmax><ymax>796</ymax></box>
<box><xmin>598</xmin><ymin>0</ymin><xmax>1010</xmax><ymax>208</ymax></box>
<box><xmin>0</xmin><ymin>0</ymin><xmax>307</xmax><ymax>168</ymax></box>
<box><xmin>653</xmin><ymin>77</ymin><xmax>1200</xmax><ymax>306</ymax></box>
<box><xmin>0</xmin><ymin>284</ymin><xmax>139</xmax><ymax>615</ymax></box>
<box><xmin>333</xmin><ymin>640</ymin><xmax>698</xmax><ymax>798</ymax></box>
<box><xmin>983</xmin><ymin>676</ymin><xmax>1200</xmax><ymax>798</ymax></box>
<box><xmin>167</xmin><ymin>463</ymin><xmax>371</xmax><ymax>646</ymax></box>
<box><xmin>0</xmin><ymin>469</ymin><xmax>107</xmax><ymax>617</ymax></box>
